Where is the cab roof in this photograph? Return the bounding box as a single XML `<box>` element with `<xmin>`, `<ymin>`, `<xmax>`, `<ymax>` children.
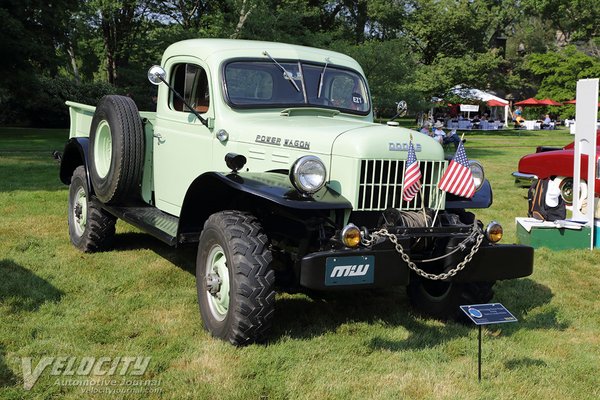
<box><xmin>161</xmin><ymin>39</ymin><xmax>363</xmax><ymax>72</ymax></box>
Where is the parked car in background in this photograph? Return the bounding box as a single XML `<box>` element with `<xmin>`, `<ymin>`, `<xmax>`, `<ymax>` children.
<box><xmin>512</xmin><ymin>132</ymin><xmax>600</xmax><ymax>204</ymax></box>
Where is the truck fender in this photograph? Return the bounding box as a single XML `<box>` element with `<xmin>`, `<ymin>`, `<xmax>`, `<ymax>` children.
<box><xmin>445</xmin><ymin>179</ymin><xmax>492</xmax><ymax>209</ymax></box>
<box><xmin>178</xmin><ymin>171</ymin><xmax>352</xmax><ymax>239</ymax></box>
<box><xmin>59</xmin><ymin>137</ymin><xmax>92</xmax><ymax>191</ymax></box>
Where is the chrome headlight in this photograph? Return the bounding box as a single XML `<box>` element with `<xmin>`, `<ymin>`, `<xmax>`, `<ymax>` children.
<box><xmin>469</xmin><ymin>160</ymin><xmax>485</xmax><ymax>191</ymax></box>
<box><xmin>289</xmin><ymin>155</ymin><xmax>327</xmax><ymax>195</ymax></box>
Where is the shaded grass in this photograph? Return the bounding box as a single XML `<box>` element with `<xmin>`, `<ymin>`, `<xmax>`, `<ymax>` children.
<box><xmin>0</xmin><ymin>127</ymin><xmax>599</xmax><ymax>399</ymax></box>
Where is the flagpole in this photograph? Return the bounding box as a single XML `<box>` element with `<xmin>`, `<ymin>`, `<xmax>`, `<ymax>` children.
<box><xmin>431</xmin><ymin>134</ymin><xmax>464</xmax><ymax>227</ymax></box>
<box><xmin>419</xmin><ymin>184</ymin><xmax>428</xmax><ymax>226</ymax></box>
<box><xmin>431</xmin><ymin>190</ymin><xmax>443</xmax><ymax>227</ymax></box>
<box><xmin>411</xmin><ymin>133</ymin><xmax>428</xmax><ymax>225</ymax></box>
<box><xmin>432</xmin><ymin>132</ymin><xmax>473</xmax><ymax>226</ymax></box>
<box><xmin>404</xmin><ymin>133</ymin><xmax>427</xmax><ymax>225</ymax></box>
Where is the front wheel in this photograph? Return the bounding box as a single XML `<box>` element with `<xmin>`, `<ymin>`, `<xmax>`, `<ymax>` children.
<box><xmin>407</xmin><ymin>278</ymin><xmax>494</xmax><ymax>320</ymax></box>
<box><xmin>68</xmin><ymin>166</ymin><xmax>116</xmax><ymax>252</ymax></box>
<box><xmin>196</xmin><ymin>211</ymin><xmax>275</xmax><ymax>345</ymax></box>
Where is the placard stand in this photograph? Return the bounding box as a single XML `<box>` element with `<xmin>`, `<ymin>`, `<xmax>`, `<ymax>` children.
<box><xmin>460</xmin><ymin>303</ymin><xmax>518</xmax><ymax>382</ymax></box>
<box><xmin>477</xmin><ymin>325</ymin><xmax>482</xmax><ymax>381</ymax></box>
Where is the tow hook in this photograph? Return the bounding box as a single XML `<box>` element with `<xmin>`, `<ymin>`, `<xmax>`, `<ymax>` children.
<box><xmin>52</xmin><ymin>150</ymin><xmax>62</xmax><ymax>162</ymax></box>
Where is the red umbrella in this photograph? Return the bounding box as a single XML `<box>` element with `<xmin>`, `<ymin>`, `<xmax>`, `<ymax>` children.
<box><xmin>537</xmin><ymin>98</ymin><xmax>562</xmax><ymax>106</ymax></box>
<box><xmin>514</xmin><ymin>97</ymin><xmax>543</xmax><ymax>106</ymax></box>
<box><xmin>487</xmin><ymin>99</ymin><xmax>508</xmax><ymax>107</ymax></box>
<box><xmin>563</xmin><ymin>99</ymin><xmax>600</xmax><ymax>107</ymax></box>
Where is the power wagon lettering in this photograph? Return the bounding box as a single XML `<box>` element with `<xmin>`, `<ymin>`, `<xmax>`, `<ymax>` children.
<box><xmin>255</xmin><ymin>135</ymin><xmax>310</xmax><ymax>150</ymax></box>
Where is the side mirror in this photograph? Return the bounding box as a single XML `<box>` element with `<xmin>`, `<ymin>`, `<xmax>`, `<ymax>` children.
<box><xmin>396</xmin><ymin>100</ymin><xmax>407</xmax><ymax>117</ymax></box>
<box><xmin>147</xmin><ymin>65</ymin><xmax>166</xmax><ymax>85</ymax></box>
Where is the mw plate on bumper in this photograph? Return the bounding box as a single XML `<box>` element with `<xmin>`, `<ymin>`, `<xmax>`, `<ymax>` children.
<box><xmin>301</xmin><ymin>249</ymin><xmax>410</xmax><ymax>290</ymax></box>
<box><xmin>300</xmin><ymin>242</ymin><xmax>534</xmax><ymax>289</ymax></box>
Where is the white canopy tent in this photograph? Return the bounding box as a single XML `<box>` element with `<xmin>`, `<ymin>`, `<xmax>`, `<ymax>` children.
<box><xmin>450</xmin><ymin>86</ymin><xmax>510</xmax><ymax>127</ymax></box>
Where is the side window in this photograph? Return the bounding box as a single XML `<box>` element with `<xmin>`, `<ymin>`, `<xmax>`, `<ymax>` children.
<box><xmin>170</xmin><ymin>63</ymin><xmax>210</xmax><ymax>113</ymax></box>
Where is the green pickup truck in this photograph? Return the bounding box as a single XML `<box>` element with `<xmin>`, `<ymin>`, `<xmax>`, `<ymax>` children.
<box><xmin>59</xmin><ymin>39</ymin><xmax>533</xmax><ymax>345</ymax></box>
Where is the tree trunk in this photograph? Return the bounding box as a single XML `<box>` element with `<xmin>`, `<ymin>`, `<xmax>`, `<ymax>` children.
<box><xmin>67</xmin><ymin>43</ymin><xmax>80</xmax><ymax>84</ymax></box>
<box><xmin>230</xmin><ymin>0</ymin><xmax>256</xmax><ymax>39</ymax></box>
<box><xmin>101</xmin><ymin>14</ymin><xmax>117</xmax><ymax>85</ymax></box>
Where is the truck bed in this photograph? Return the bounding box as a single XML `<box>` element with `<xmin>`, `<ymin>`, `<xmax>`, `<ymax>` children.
<box><xmin>65</xmin><ymin>100</ymin><xmax>156</xmax><ymax>139</ymax></box>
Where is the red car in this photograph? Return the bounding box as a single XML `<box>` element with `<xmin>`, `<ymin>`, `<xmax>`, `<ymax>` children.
<box><xmin>512</xmin><ymin>132</ymin><xmax>600</xmax><ymax>204</ymax></box>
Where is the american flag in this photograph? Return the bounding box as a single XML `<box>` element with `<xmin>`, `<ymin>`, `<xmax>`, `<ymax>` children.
<box><xmin>438</xmin><ymin>141</ymin><xmax>475</xmax><ymax>198</ymax></box>
<box><xmin>402</xmin><ymin>141</ymin><xmax>422</xmax><ymax>201</ymax></box>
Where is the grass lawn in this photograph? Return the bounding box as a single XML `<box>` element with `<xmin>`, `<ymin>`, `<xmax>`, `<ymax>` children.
<box><xmin>1</xmin><ymin>127</ymin><xmax>599</xmax><ymax>399</ymax></box>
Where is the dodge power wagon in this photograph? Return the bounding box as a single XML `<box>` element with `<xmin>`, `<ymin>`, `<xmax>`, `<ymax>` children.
<box><xmin>59</xmin><ymin>39</ymin><xmax>534</xmax><ymax>345</ymax></box>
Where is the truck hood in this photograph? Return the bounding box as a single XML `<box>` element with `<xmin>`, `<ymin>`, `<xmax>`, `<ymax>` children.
<box><xmin>227</xmin><ymin>111</ymin><xmax>444</xmax><ymax>160</ymax></box>
<box><xmin>330</xmin><ymin>124</ymin><xmax>444</xmax><ymax>160</ymax></box>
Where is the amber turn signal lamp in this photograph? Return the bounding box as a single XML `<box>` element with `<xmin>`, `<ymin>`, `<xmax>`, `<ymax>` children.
<box><xmin>485</xmin><ymin>221</ymin><xmax>503</xmax><ymax>243</ymax></box>
<box><xmin>341</xmin><ymin>224</ymin><xmax>361</xmax><ymax>248</ymax></box>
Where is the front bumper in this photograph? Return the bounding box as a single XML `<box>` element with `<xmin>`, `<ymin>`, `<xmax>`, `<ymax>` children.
<box><xmin>512</xmin><ymin>171</ymin><xmax>538</xmax><ymax>187</ymax></box>
<box><xmin>299</xmin><ymin>241</ymin><xmax>534</xmax><ymax>290</ymax></box>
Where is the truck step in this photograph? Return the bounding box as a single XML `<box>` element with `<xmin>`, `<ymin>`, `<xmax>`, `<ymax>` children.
<box><xmin>102</xmin><ymin>203</ymin><xmax>179</xmax><ymax>246</ymax></box>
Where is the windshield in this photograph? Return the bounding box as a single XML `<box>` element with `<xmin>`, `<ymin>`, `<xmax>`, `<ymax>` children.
<box><xmin>224</xmin><ymin>60</ymin><xmax>370</xmax><ymax>115</ymax></box>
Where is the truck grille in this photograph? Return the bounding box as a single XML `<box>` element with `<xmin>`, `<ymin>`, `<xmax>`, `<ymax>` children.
<box><xmin>357</xmin><ymin>159</ymin><xmax>447</xmax><ymax>211</ymax></box>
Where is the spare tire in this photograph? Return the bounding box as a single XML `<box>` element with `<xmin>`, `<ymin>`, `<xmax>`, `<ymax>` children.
<box><xmin>89</xmin><ymin>95</ymin><xmax>144</xmax><ymax>204</ymax></box>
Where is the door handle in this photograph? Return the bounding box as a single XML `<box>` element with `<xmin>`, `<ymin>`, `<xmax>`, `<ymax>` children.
<box><xmin>153</xmin><ymin>132</ymin><xmax>163</xmax><ymax>139</ymax></box>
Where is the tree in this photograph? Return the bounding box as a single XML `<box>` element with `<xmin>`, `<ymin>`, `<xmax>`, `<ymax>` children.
<box><xmin>526</xmin><ymin>46</ymin><xmax>600</xmax><ymax>100</ymax></box>
<box><xmin>0</xmin><ymin>0</ymin><xmax>79</xmax><ymax>124</ymax></box>
<box><xmin>402</xmin><ymin>0</ymin><xmax>491</xmax><ymax>65</ymax></box>
<box><xmin>520</xmin><ymin>0</ymin><xmax>600</xmax><ymax>44</ymax></box>
<box><xmin>84</xmin><ymin>0</ymin><xmax>154</xmax><ymax>85</ymax></box>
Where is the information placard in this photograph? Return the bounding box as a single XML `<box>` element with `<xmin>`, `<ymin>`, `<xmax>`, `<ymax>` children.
<box><xmin>460</xmin><ymin>104</ymin><xmax>479</xmax><ymax>112</ymax></box>
<box><xmin>460</xmin><ymin>303</ymin><xmax>517</xmax><ymax>325</ymax></box>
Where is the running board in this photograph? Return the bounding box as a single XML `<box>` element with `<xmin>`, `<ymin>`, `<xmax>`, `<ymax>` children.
<box><xmin>101</xmin><ymin>202</ymin><xmax>179</xmax><ymax>246</ymax></box>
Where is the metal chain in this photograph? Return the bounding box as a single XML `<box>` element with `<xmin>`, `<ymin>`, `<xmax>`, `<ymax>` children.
<box><xmin>361</xmin><ymin>226</ymin><xmax>484</xmax><ymax>281</ymax></box>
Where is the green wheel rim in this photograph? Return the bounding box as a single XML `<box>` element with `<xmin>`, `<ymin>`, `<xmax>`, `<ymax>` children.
<box><xmin>94</xmin><ymin>120</ymin><xmax>112</xmax><ymax>179</ymax></box>
<box><xmin>73</xmin><ymin>186</ymin><xmax>87</xmax><ymax>237</ymax></box>
<box><xmin>205</xmin><ymin>245</ymin><xmax>230</xmax><ymax>321</ymax></box>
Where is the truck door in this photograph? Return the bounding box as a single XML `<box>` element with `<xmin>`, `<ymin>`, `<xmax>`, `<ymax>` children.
<box><xmin>153</xmin><ymin>59</ymin><xmax>213</xmax><ymax>216</ymax></box>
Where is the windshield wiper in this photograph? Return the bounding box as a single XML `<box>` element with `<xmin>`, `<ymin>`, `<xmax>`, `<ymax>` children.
<box><xmin>317</xmin><ymin>57</ymin><xmax>330</xmax><ymax>98</ymax></box>
<box><xmin>262</xmin><ymin>51</ymin><xmax>300</xmax><ymax>92</ymax></box>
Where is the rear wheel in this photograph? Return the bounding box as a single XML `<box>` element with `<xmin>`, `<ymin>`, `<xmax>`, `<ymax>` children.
<box><xmin>196</xmin><ymin>211</ymin><xmax>275</xmax><ymax>345</ymax></box>
<box><xmin>89</xmin><ymin>95</ymin><xmax>144</xmax><ymax>204</ymax></box>
<box><xmin>68</xmin><ymin>166</ymin><xmax>116</xmax><ymax>252</ymax></box>
<box><xmin>407</xmin><ymin>278</ymin><xmax>494</xmax><ymax>320</ymax></box>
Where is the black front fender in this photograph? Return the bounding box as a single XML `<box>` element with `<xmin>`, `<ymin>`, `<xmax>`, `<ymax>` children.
<box><xmin>445</xmin><ymin>179</ymin><xmax>492</xmax><ymax>209</ymax></box>
<box><xmin>59</xmin><ymin>137</ymin><xmax>90</xmax><ymax>188</ymax></box>
<box><xmin>178</xmin><ymin>171</ymin><xmax>352</xmax><ymax>240</ymax></box>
